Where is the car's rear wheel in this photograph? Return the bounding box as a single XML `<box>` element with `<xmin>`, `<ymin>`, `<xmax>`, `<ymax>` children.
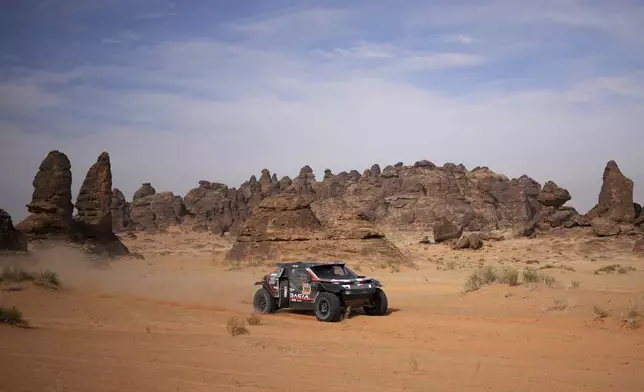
<box><xmin>314</xmin><ymin>292</ymin><xmax>343</xmax><ymax>322</ymax></box>
<box><xmin>253</xmin><ymin>287</ymin><xmax>277</xmax><ymax>314</ymax></box>
<box><xmin>363</xmin><ymin>288</ymin><xmax>388</xmax><ymax>316</ymax></box>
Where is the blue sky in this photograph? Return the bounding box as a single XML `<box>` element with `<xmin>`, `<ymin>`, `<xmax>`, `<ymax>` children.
<box><xmin>1</xmin><ymin>0</ymin><xmax>643</xmax><ymax>221</ymax></box>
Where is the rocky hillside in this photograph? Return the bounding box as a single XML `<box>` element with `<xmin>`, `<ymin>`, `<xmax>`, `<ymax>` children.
<box><xmin>111</xmin><ymin>159</ymin><xmax>632</xmax><ymax>238</ymax></box>
<box><xmin>3</xmin><ymin>151</ymin><xmax>642</xmax><ymax>260</ymax></box>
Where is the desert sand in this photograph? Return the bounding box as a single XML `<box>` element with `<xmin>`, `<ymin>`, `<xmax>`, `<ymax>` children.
<box><xmin>1</xmin><ymin>228</ymin><xmax>643</xmax><ymax>392</ymax></box>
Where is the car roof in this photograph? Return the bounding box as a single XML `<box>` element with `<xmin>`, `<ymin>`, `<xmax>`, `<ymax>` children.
<box><xmin>276</xmin><ymin>261</ymin><xmax>346</xmax><ymax>268</ymax></box>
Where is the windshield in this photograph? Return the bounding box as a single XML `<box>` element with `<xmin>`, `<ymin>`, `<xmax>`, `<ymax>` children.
<box><xmin>311</xmin><ymin>264</ymin><xmax>358</xmax><ymax>279</ymax></box>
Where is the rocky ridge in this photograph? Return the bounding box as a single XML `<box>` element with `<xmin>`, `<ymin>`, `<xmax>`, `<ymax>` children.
<box><xmin>112</xmin><ymin>161</ymin><xmax>599</xmax><ymax>239</ymax></box>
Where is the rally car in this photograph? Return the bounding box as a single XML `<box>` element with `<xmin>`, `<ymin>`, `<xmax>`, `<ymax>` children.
<box><xmin>252</xmin><ymin>261</ymin><xmax>388</xmax><ymax>322</ymax></box>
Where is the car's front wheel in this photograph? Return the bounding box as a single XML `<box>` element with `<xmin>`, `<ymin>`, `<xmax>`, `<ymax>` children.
<box><xmin>253</xmin><ymin>287</ymin><xmax>278</xmax><ymax>314</ymax></box>
<box><xmin>363</xmin><ymin>288</ymin><xmax>388</xmax><ymax>316</ymax></box>
<box><xmin>314</xmin><ymin>292</ymin><xmax>343</xmax><ymax>322</ymax></box>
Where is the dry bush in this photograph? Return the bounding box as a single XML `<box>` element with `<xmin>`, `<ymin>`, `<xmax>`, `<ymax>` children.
<box><xmin>595</xmin><ymin>264</ymin><xmax>636</xmax><ymax>274</ymax></box>
<box><xmin>621</xmin><ymin>299</ymin><xmax>643</xmax><ymax>329</ymax></box>
<box><xmin>543</xmin><ymin>275</ymin><xmax>557</xmax><ymax>288</ymax></box>
<box><xmin>246</xmin><ymin>314</ymin><xmax>262</xmax><ymax>326</ymax></box>
<box><xmin>0</xmin><ymin>306</ymin><xmax>29</xmax><ymax>328</ymax></box>
<box><xmin>569</xmin><ymin>280</ymin><xmax>581</xmax><ymax>289</ymax></box>
<box><xmin>522</xmin><ymin>268</ymin><xmax>539</xmax><ymax>283</ymax></box>
<box><xmin>0</xmin><ymin>266</ymin><xmax>61</xmax><ymax>290</ymax></box>
<box><xmin>497</xmin><ymin>267</ymin><xmax>519</xmax><ymax>286</ymax></box>
<box><xmin>409</xmin><ymin>355</ymin><xmax>420</xmax><ymax>371</ymax></box>
<box><xmin>548</xmin><ymin>298</ymin><xmax>575</xmax><ymax>312</ymax></box>
<box><xmin>592</xmin><ymin>305</ymin><xmax>609</xmax><ymax>320</ymax></box>
<box><xmin>226</xmin><ymin>316</ymin><xmax>249</xmax><ymax>336</ymax></box>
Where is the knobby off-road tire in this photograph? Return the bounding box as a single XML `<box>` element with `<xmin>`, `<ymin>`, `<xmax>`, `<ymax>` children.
<box><xmin>363</xmin><ymin>288</ymin><xmax>388</xmax><ymax>316</ymax></box>
<box><xmin>314</xmin><ymin>292</ymin><xmax>343</xmax><ymax>322</ymax></box>
<box><xmin>253</xmin><ymin>288</ymin><xmax>278</xmax><ymax>314</ymax></box>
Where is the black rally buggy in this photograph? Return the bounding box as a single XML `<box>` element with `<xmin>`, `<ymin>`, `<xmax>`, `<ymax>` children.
<box><xmin>252</xmin><ymin>261</ymin><xmax>388</xmax><ymax>322</ymax></box>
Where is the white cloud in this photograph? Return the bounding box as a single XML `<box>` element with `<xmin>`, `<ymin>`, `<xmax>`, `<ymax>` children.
<box><xmin>2</xmin><ymin>1</ymin><xmax>644</xmax><ymax>223</ymax></box>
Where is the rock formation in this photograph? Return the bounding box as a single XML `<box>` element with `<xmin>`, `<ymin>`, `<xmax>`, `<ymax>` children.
<box><xmin>71</xmin><ymin>152</ymin><xmax>129</xmax><ymax>256</ymax></box>
<box><xmin>586</xmin><ymin>161</ymin><xmax>636</xmax><ymax>236</ymax></box>
<box><xmin>227</xmin><ymin>195</ymin><xmax>407</xmax><ymax>265</ymax></box>
<box><xmin>110</xmin><ymin>188</ymin><xmax>130</xmax><ymax>232</ymax></box>
<box><xmin>130</xmin><ymin>183</ymin><xmax>186</xmax><ymax>232</ymax></box>
<box><xmin>16</xmin><ymin>150</ymin><xmax>74</xmax><ymax>237</ymax></box>
<box><xmin>0</xmin><ymin>209</ymin><xmax>28</xmax><ymax>251</ymax></box>
<box><xmin>74</xmin><ymin>152</ymin><xmax>113</xmax><ymax>232</ymax></box>
<box><xmin>454</xmin><ymin>233</ymin><xmax>483</xmax><ymax>250</ymax></box>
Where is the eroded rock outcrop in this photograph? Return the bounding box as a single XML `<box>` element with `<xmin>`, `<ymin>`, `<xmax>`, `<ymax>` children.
<box><xmin>0</xmin><ymin>209</ymin><xmax>27</xmax><ymax>251</ymax></box>
<box><xmin>71</xmin><ymin>153</ymin><xmax>129</xmax><ymax>256</ymax></box>
<box><xmin>227</xmin><ymin>195</ymin><xmax>407</xmax><ymax>265</ymax></box>
<box><xmin>586</xmin><ymin>161</ymin><xmax>636</xmax><ymax>236</ymax></box>
<box><xmin>74</xmin><ymin>152</ymin><xmax>113</xmax><ymax>232</ymax></box>
<box><xmin>110</xmin><ymin>188</ymin><xmax>131</xmax><ymax>232</ymax></box>
<box><xmin>16</xmin><ymin>150</ymin><xmax>74</xmax><ymax>237</ymax></box>
<box><xmin>130</xmin><ymin>183</ymin><xmax>186</xmax><ymax>232</ymax></box>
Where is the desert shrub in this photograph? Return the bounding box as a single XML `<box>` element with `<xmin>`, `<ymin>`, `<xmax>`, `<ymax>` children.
<box><xmin>569</xmin><ymin>280</ymin><xmax>580</xmax><ymax>289</ymax></box>
<box><xmin>595</xmin><ymin>264</ymin><xmax>636</xmax><ymax>274</ymax></box>
<box><xmin>0</xmin><ymin>306</ymin><xmax>29</xmax><ymax>327</ymax></box>
<box><xmin>226</xmin><ymin>316</ymin><xmax>249</xmax><ymax>336</ymax></box>
<box><xmin>592</xmin><ymin>305</ymin><xmax>609</xmax><ymax>320</ymax></box>
<box><xmin>463</xmin><ymin>272</ymin><xmax>484</xmax><ymax>292</ymax></box>
<box><xmin>497</xmin><ymin>267</ymin><xmax>519</xmax><ymax>286</ymax></box>
<box><xmin>522</xmin><ymin>268</ymin><xmax>539</xmax><ymax>283</ymax></box>
<box><xmin>34</xmin><ymin>270</ymin><xmax>61</xmax><ymax>290</ymax></box>
<box><xmin>543</xmin><ymin>275</ymin><xmax>556</xmax><ymax>288</ymax></box>
<box><xmin>246</xmin><ymin>314</ymin><xmax>262</xmax><ymax>326</ymax></box>
<box><xmin>621</xmin><ymin>300</ymin><xmax>643</xmax><ymax>329</ymax></box>
<box><xmin>0</xmin><ymin>266</ymin><xmax>61</xmax><ymax>290</ymax></box>
<box><xmin>0</xmin><ymin>266</ymin><xmax>34</xmax><ymax>283</ymax></box>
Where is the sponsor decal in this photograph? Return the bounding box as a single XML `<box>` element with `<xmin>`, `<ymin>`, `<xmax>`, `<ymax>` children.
<box><xmin>302</xmin><ymin>283</ymin><xmax>312</xmax><ymax>295</ymax></box>
<box><xmin>290</xmin><ymin>293</ymin><xmax>312</xmax><ymax>301</ymax></box>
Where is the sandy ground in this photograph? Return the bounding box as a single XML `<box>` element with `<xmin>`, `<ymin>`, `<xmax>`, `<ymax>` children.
<box><xmin>1</xmin><ymin>228</ymin><xmax>644</xmax><ymax>392</ymax></box>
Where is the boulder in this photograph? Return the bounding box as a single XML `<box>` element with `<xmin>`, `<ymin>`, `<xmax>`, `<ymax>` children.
<box><xmin>537</xmin><ymin>181</ymin><xmax>571</xmax><ymax>208</ymax></box>
<box><xmin>133</xmin><ymin>183</ymin><xmax>156</xmax><ymax>200</ymax></box>
<box><xmin>454</xmin><ymin>233</ymin><xmax>483</xmax><ymax>250</ymax></box>
<box><xmin>591</xmin><ymin>217</ymin><xmax>621</xmax><ymax>237</ymax></box>
<box><xmin>633</xmin><ymin>238</ymin><xmax>644</xmax><ymax>253</ymax></box>
<box><xmin>433</xmin><ymin>218</ymin><xmax>464</xmax><ymax>243</ymax></box>
<box><xmin>0</xmin><ymin>209</ymin><xmax>28</xmax><ymax>251</ymax></box>
<box><xmin>16</xmin><ymin>150</ymin><xmax>74</xmax><ymax>237</ymax></box>
<box><xmin>586</xmin><ymin>160</ymin><xmax>635</xmax><ymax>224</ymax></box>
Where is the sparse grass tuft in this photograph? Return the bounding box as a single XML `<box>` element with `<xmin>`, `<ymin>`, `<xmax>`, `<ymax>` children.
<box><xmin>464</xmin><ymin>266</ymin><xmax>559</xmax><ymax>293</ymax></box>
<box><xmin>569</xmin><ymin>280</ymin><xmax>581</xmax><ymax>289</ymax></box>
<box><xmin>548</xmin><ymin>298</ymin><xmax>575</xmax><ymax>312</ymax></box>
<box><xmin>522</xmin><ymin>268</ymin><xmax>539</xmax><ymax>283</ymax></box>
<box><xmin>246</xmin><ymin>314</ymin><xmax>262</xmax><ymax>326</ymax></box>
<box><xmin>0</xmin><ymin>306</ymin><xmax>29</xmax><ymax>328</ymax></box>
<box><xmin>409</xmin><ymin>355</ymin><xmax>419</xmax><ymax>371</ymax></box>
<box><xmin>226</xmin><ymin>316</ymin><xmax>249</xmax><ymax>336</ymax></box>
<box><xmin>621</xmin><ymin>299</ymin><xmax>643</xmax><ymax>329</ymax></box>
<box><xmin>0</xmin><ymin>266</ymin><xmax>62</xmax><ymax>290</ymax></box>
<box><xmin>595</xmin><ymin>264</ymin><xmax>636</xmax><ymax>274</ymax></box>
<box><xmin>543</xmin><ymin>275</ymin><xmax>556</xmax><ymax>288</ymax></box>
<box><xmin>497</xmin><ymin>267</ymin><xmax>519</xmax><ymax>286</ymax></box>
<box><xmin>33</xmin><ymin>270</ymin><xmax>61</xmax><ymax>290</ymax></box>
<box><xmin>592</xmin><ymin>305</ymin><xmax>609</xmax><ymax>320</ymax></box>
